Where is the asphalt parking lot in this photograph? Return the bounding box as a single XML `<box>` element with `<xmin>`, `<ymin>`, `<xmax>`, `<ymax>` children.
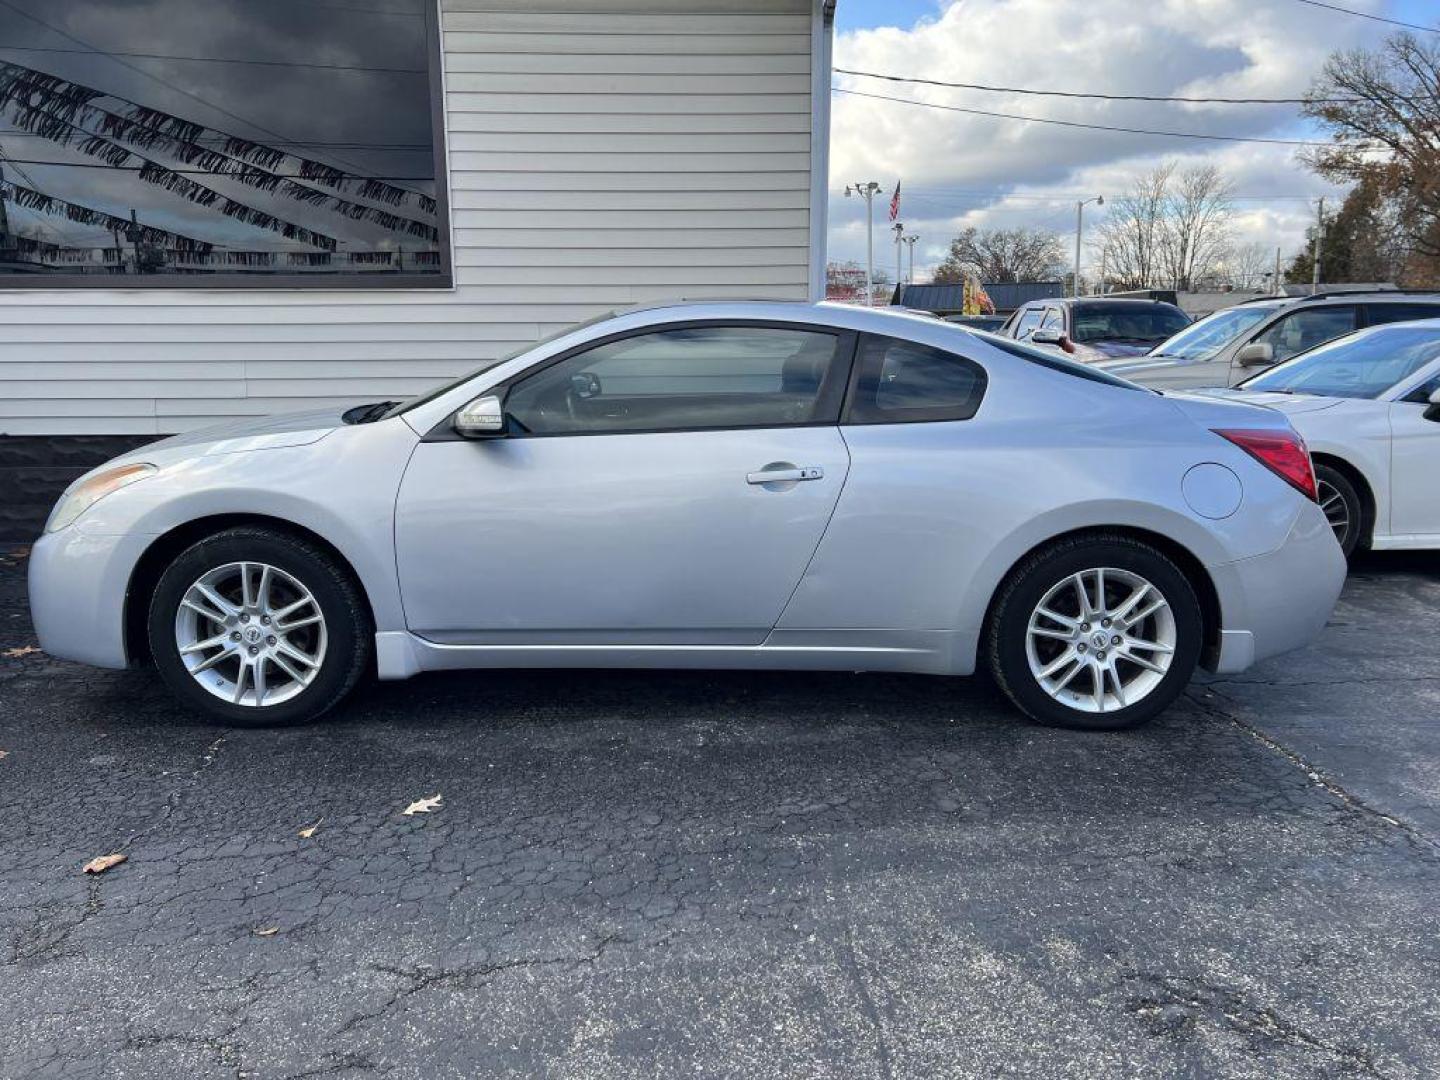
<box><xmin>2</xmin><ymin>543</ymin><xmax>1438</xmax><ymax>1079</ymax></box>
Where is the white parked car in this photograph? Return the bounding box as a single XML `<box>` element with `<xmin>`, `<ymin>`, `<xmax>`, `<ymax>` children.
<box><xmin>29</xmin><ymin>302</ymin><xmax>1345</xmax><ymax>732</ymax></box>
<box><xmin>1198</xmin><ymin>320</ymin><xmax>1440</xmax><ymax>557</ymax></box>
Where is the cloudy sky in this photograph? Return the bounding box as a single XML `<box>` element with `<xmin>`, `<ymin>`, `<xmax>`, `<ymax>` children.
<box><xmin>828</xmin><ymin>0</ymin><xmax>1436</xmax><ymax>282</ymax></box>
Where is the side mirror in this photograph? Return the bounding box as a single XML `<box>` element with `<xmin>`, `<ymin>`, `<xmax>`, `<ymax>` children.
<box><xmin>1235</xmin><ymin>342</ymin><xmax>1275</xmax><ymax>368</ymax></box>
<box><xmin>1030</xmin><ymin>328</ymin><xmax>1063</xmax><ymax>345</ymax></box>
<box><xmin>1425</xmin><ymin>388</ymin><xmax>1440</xmax><ymax>423</ymax></box>
<box><xmin>453</xmin><ymin>394</ymin><xmax>506</xmax><ymax>438</ymax></box>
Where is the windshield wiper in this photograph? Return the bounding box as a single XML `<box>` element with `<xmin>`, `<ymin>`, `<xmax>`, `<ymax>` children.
<box><xmin>342</xmin><ymin>400</ymin><xmax>400</xmax><ymax>425</ymax></box>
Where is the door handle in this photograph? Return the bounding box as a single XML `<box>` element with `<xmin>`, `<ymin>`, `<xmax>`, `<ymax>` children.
<box><xmin>747</xmin><ymin>465</ymin><xmax>824</xmax><ymax>485</ymax></box>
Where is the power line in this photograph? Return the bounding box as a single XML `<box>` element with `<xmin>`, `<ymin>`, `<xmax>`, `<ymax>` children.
<box><xmin>832</xmin><ymin>87</ymin><xmax>1349</xmax><ymax>147</ymax></box>
<box><xmin>835</xmin><ymin>68</ymin><xmax>1345</xmax><ymax>105</ymax></box>
<box><xmin>0</xmin><ymin>43</ymin><xmax>426</xmax><ymax>74</ymax></box>
<box><xmin>1285</xmin><ymin>0</ymin><xmax>1439</xmax><ymax>32</ymax></box>
<box><xmin>906</xmin><ymin>187</ymin><xmax>1328</xmax><ymax>201</ymax></box>
<box><xmin>0</xmin><ymin>132</ymin><xmax>429</xmax><ymax>149</ymax></box>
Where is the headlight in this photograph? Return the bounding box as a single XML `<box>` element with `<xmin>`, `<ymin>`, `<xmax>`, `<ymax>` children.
<box><xmin>45</xmin><ymin>463</ymin><xmax>157</xmax><ymax>533</ymax></box>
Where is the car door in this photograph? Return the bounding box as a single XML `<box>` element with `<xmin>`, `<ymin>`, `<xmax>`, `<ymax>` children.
<box><xmin>393</xmin><ymin>322</ymin><xmax>856</xmax><ymax>643</ymax></box>
<box><xmin>1388</xmin><ymin>369</ymin><xmax>1440</xmax><ymax>540</ymax></box>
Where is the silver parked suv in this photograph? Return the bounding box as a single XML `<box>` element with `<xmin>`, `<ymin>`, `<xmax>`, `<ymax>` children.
<box><xmin>1100</xmin><ymin>290</ymin><xmax>1440</xmax><ymax>390</ymax></box>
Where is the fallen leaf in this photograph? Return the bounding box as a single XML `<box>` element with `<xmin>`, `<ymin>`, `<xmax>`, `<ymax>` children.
<box><xmin>0</xmin><ymin>750</ymin><xmax>8</xmax><ymax>760</ymax></box>
<box><xmin>401</xmin><ymin>794</ymin><xmax>442</xmax><ymax>816</ymax></box>
<box><xmin>82</xmin><ymin>853</ymin><xmax>127</xmax><ymax>875</ymax></box>
<box><xmin>3</xmin><ymin>645</ymin><xmax>40</xmax><ymax>659</ymax></box>
<box><xmin>254</xmin><ymin>927</ymin><xmax>280</xmax><ymax>937</ymax></box>
<box><xmin>298</xmin><ymin>819</ymin><xmax>322</xmax><ymax>839</ymax></box>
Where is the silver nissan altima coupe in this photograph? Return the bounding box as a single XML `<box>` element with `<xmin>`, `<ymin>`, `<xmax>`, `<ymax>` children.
<box><xmin>29</xmin><ymin>302</ymin><xmax>1345</xmax><ymax>731</ymax></box>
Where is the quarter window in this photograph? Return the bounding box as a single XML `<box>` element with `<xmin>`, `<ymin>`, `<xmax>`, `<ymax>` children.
<box><xmin>847</xmin><ymin>335</ymin><xmax>987</xmax><ymax>424</ymax></box>
<box><xmin>1365</xmin><ymin>303</ymin><xmax>1440</xmax><ymax>327</ymax></box>
<box><xmin>503</xmin><ymin>325</ymin><xmax>850</xmax><ymax>436</ymax></box>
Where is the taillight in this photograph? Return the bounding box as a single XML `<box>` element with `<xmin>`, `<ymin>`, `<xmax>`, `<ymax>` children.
<box><xmin>1212</xmin><ymin>427</ymin><xmax>1317</xmax><ymax>501</ymax></box>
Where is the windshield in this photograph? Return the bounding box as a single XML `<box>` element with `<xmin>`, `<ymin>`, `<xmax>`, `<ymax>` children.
<box><xmin>1150</xmin><ymin>304</ymin><xmax>1278</xmax><ymax>361</ymax></box>
<box><xmin>1070</xmin><ymin>302</ymin><xmax>1191</xmax><ymax>345</ymax></box>
<box><xmin>383</xmin><ymin>311</ymin><xmax>620</xmax><ymax>419</ymax></box>
<box><xmin>1241</xmin><ymin>323</ymin><xmax>1440</xmax><ymax>399</ymax></box>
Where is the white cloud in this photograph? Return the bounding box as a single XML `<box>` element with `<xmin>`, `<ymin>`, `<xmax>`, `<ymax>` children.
<box><xmin>827</xmin><ymin>0</ymin><xmax>1381</xmax><ymax>279</ymax></box>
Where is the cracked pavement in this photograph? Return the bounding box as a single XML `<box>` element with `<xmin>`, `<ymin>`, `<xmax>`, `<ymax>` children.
<box><xmin>2</xmin><ymin>543</ymin><xmax>1439</xmax><ymax>1078</ymax></box>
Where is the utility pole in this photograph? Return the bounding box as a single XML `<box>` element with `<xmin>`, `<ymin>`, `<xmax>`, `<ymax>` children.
<box><xmin>0</xmin><ymin>165</ymin><xmax>10</xmax><ymax>245</ymax></box>
<box><xmin>1311</xmin><ymin>197</ymin><xmax>1325</xmax><ymax>292</ymax></box>
<box><xmin>1274</xmin><ymin>245</ymin><xmax>1282</xmax><ymax>295</ymax></box>
<box><xmin>904</xmin><ymin>234</ymin><xmax>918</xmax><ymax>284</ymax></box>
<box><xmin>1074</xmin><ymin>195</ymin><xmax>1104</xmax><ymax>297</ymax></box>
<box><xmin>1097</xmin><ymin>245</ymin><xmax>1107</xmax><ymax>296</ymax></box>
<box><xmin>845</xmin><ymin>181</ymin><xmax>882</xmax><ymax>306</ymax></box>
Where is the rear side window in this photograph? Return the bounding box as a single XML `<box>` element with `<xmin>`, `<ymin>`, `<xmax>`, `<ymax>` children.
<box><xmin>1365</xmin><ymin>303</ymin><xmax>1440</xmax><ymax>327</ymax></box>
<box><xmin>847</xmin><ymin>335</ymin><xmax>987</xmax><ymax>424</ymax></box>
<box><xmin>977</xmin><ymin>332</ymin><xmax>1145</xmax><ymax>390</ymax></box>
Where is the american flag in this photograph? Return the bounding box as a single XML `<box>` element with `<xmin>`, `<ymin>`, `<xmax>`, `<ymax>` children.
<box><xmin>888</xmin><ymin>181</ymin><xmax>901</xmax><ymax>222</ymax></box>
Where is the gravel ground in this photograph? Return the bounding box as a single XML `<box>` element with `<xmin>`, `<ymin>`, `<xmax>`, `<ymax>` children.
<box><xmin>1</xmin><ymin>542</ymin><xmax>1438</xmax><ymax>1079</ymax></box>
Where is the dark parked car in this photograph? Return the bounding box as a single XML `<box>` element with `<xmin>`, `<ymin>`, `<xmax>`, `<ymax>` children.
<box><xmin>1000</xmin><ymin>298</ymin><xmax>1191</xmax><ymax>362</ymax></box>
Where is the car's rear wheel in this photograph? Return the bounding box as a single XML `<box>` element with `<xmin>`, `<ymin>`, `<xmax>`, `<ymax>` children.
<box><xmin>986</xmin><ymin>535</ymin><xmax>1203</xmax><ymax>731</ymax></box>
<box><xmin>147</xmin><ymin>527</ymin><xmax>370</xmax><ymax>727</ymax></box>
<box><xmin>1314</xmin><ymin>464</ymin><xmax>1365</xmax><ymax>559</ymax></box>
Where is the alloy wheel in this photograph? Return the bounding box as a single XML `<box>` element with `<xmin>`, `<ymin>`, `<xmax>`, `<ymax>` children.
<box><xmin>1316</xmin><ymin>478</ymin><xmax>1351</xmax><ymax>551</ymax></box>
<box><xmin>173</xmin><ymin>561</ymin><xmax>328</xmax><ymax>707</ymax></box>
<box><xmin>1024</xmin><ymin>567</ymin><xmax>1176</xmax><ymax>714</ymax></box>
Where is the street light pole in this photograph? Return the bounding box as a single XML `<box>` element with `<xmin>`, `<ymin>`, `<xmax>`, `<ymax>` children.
<box><xmin>1311</xmin><ymin>196</ymin><xmax>1325</xmax><ymax>292</ymax></box>
<box><xmin>904</xmin><ymin>234</ymin><xmax>918</xmax><ymax>284</ymax></box>
<box><xmin>846</xmin><ymin>181</ymin><xmax>882</xmax><ymax>306</ymax></box>
<box><xmin>1074</xmin><ymin>195</ymin><xmax>1104</xmax><ymax>297</ymax></box>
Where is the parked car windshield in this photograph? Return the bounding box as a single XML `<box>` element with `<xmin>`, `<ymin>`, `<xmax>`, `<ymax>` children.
<box><xmin>1149</xmin><ymin>304</ymin><xmax>1279</xmax><ymax>361</ymax></box>
<box><xmin>1240</xmin><ymin>322</ymin><xmax>1440</xmax><ymax>399</ymax></box>
<box><xmin>1070</xmin><ymin>302</ymin><xmax>1190</xmax><ymax>345</ymax></box>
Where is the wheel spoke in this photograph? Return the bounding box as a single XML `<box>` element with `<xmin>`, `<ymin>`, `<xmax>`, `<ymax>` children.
<box><xmin>1038</xmin><ymin>650</ymin><xmax>1078</xmax><ymax>679</ymax></box>
<box><xmin>277</xmin><ymin>641</ymin><xmax>320</xmax><ymax>670</ymax></box>
<box><xmin>1091</xmin><ymin>667</ymin><xmax>1106</xmax><ymax>712</ymax></box>
<box><xmin>252</xmin><ymin>658</ymin><xmax>268</xmax><ymax>707</ymax></box>
<box><xmin>239</xmin><ymin>562</ymin><xmax>254</xmax><ymax>609</ymax></box>
<box><xmin>191</xmin><ymin>644</ymin><xmax>237</xmax><ymax>673</ymax></box>
<box><xmin>192</xmin><ymin>582</ymin><xmax>237</xmax><ymax>619</ymax></box>
<box><xmin>1118</xmin><ymin>649</ymin><xmax>1165</xmax><ymax>674</ymax></box>
<box><xmin>1110</xmin><ymin>582</ymin><xmax>1151</xmax><ymax>624</ymax></box>
<box><xmin>1052</xmin><ymin>659</ymin><xmax>1084</xmax><ymax>692</ymax></box>
<box><xmin>1035</xmin><ymin>606</ymin><xmax>1078</xmax><ymax>631</ymax></box>
<box><xmin>272</xmin><ymin>652</ymin><xmax>307</xmax><ymax>684</ymax></box>
<box><xmin>1122</xmin><ymin>596</ymin><xmax>1167</xmax><ymax>628</ymax></box>
<box><xmin>180</xmin><ymin>631</ymin><xmax>232</xmax><ymax>655</ymax></box>
<box><xmin>232</xmin><ymin>659</ymin><xmax>250</xmax><ymax>703</ymax></box>
<box><xmin>271</xmin><ymin>597</ymin><xmax>311</xmax><ymax>622</ymax></box>
<box><xmin>1125</xmin><ymin>636</ymin><xmax>1174</xmax><ymax>655</ymax></box>
<box><xmin>276</xmin><ymin>612</ymin><xmax>322</xmax><ymax>633</ymax></box>
<box><xmin>1108</xmin><ymin>664</ymin><xmax>1127</xmax><ymax>708</ymax></box>
<box><xmin>257</xmin><ymin>565</ymin><xmax>273</xmax><ymax>614</ymax></box>
<box><xmin>1030</xmin><ymin>624</ymin><xmax>1073</xmax><ymax>642</ymax></box>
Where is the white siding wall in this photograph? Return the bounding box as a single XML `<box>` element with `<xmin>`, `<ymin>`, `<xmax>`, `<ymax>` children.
<box><xmin>0</xmin><ymin>0</ymin><xmax>821</xmax><ymax>436</ymax></box>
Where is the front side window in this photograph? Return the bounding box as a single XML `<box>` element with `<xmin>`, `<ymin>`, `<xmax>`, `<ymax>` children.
<box><xmin>847</xmin><ymin>335</ymin><xmax>987</xmax><ymax>424</ymax></box>
<box><xmin>1242</xmin><ymin>325</ymin><xmax>1440</xmax><ymax>399</ymax></box>
<box><xmin>0</xmin><ymin>0</ymin><xmax>449</xmax><ymax>287</ymax></box>
<box><xmin>503</xmin><ymin>325</ymin><xmax>849</xmax><ymax>436</ymax></box>
<box><xmin>1041</xmin><ymin>308</ymin><xmax>1064</xmax><ymax>330</ymax></box>
<box><xmin>1252</xmin><ymin>306</ymin><xmax>1358</xmax><ymax>363</ymax></box>
<box><xmin>1013</xmin><ymin>308</ymin><xmax>1044</xmax><ymax>340</ymax></box>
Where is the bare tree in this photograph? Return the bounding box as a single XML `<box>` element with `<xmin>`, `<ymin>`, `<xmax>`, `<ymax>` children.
<box><xmin>1095</xmin><ymin>163</ymin><xmax>1172</xmax><ymax>289</ymax></box>
<box><xmin>1302</xmin><ymin>33</ymin><xmax>1440</xmax><ymax>269</ymax></box>
<box><xmin>932</xmin><ymin>226</ymin><xmax>1064</xmax><ymax>284</ymax></box>
<box><xmin>1158</xmin><ymin>164</ymin><xmax>1235</xmax><ymax>290</ymax></box>
<box><xmin>1221</xmin><ymin>242</ymin><xmax>1276</xmax><ymax>290</ymax></box>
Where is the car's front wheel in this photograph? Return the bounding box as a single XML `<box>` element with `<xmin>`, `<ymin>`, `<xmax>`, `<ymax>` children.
<box><xmin>986</xmin><ymin>535</ymin><xmax>1203</xmax><ymax>731</ymax></box>
<box><xmin>147</xmin><ymin>527</ymin><xmax>371</xmax><ymax>726</ymax></box>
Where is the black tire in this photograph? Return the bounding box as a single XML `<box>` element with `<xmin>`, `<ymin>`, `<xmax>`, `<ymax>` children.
<box><xmin>985</xmin><ymin>534</ymin><xmax>1203</xmax><ymax>731</ymax></box>
<box><xmin>1314</xmin><ymin>464</ymin><xmax>1366</xmax><ymax>560</ymax></box>
<box><xmin>147</xmin><ymin>526</ymin><xmax>371</xmax><ymax>727</ymax></box>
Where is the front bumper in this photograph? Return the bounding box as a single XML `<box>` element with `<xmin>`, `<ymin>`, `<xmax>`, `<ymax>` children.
<box><xmin>28</xmin><ymin>526</ymin><xmax>155</xmax><ymax>670</ymax></box>
<box><xmin>1205</xmin><ymin>501</ymin><xmax>1346</xmax><ymax>675</ymax></box>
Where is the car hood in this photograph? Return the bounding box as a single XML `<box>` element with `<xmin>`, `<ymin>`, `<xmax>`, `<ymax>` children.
<box><xmin>123</xmin><ymin>407</ymin><xmax>346</xmax><ymax>465</ymax></box>
<box><xmin>1188</xmin><ymin>388</ymin><xmax>1347</xmax><ymax>416</ymax></box>
<box><xmin>1076</xmin><ymin>340</ymin><xmax>1156</xmax><ymax>360</ymax></box>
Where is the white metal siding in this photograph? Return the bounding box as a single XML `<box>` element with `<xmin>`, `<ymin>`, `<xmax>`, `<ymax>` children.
<box><xmin>0</xmin><ymin>0</ymin><xmax>820</xmax><ymax>436</ymax></box>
